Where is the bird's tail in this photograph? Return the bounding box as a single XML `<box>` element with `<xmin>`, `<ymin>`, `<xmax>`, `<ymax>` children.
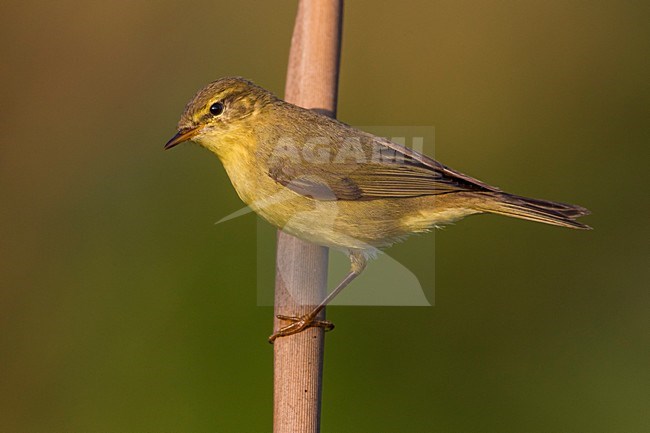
<box><xmin>477</xmin><ymin>192</ymin><xmax>591</xmax><ymax>230</ymax></box>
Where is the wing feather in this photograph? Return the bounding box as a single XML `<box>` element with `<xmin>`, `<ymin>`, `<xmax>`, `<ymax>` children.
<box><xmin>267</xmin><ymin>127</ymin><xmax>499</xmax><ymax>201</ymax></box>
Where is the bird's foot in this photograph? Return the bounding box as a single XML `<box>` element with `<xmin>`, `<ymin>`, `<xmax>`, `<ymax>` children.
<box><xmin>268</xmin><ymin>313</ymin><xmax>334</xmax><ymax>343</ymax></box>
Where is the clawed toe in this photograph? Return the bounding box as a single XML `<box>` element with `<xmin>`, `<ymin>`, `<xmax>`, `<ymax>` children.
<box><xmin>268</xmin><ymin>314</ymin><xmax>335</xmax><ymax>343</ymax></box>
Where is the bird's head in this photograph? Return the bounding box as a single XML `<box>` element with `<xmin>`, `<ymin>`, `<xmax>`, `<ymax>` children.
<box><xmin>164</xmin><ymin>77</ymin><xmax>276</xmax><ymax>153</ymax></box>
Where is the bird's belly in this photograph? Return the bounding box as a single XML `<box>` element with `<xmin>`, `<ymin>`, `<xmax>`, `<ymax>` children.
<box><xmin>272</xmin><ymin>199</ymin><xmax>476</xmax><ymax>250</ymax></box>
<box><xmin>250</xmin><ymin>192</ymin><xmax>478</xmax><ymax>250</ymax></box>
<box><xmin>222</xmin><ymin>156</ymin><xmax>477</xmax><ymax>250</ymax></box>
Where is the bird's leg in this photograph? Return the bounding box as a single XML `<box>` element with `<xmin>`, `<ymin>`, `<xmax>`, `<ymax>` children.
<box><xmin>269</xmin><ymin>250</ymin><xmax>367</xmax><ymax>343</ymax></box>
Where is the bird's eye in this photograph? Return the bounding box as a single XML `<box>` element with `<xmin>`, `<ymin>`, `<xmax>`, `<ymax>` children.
<box><xmin>209</xmin><ymin>102</ymin><xmax>224</xmax><ymax>116</ymax></box>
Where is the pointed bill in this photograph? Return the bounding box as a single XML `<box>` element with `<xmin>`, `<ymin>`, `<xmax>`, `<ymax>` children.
<box><xmin>164</xmin><ymin>127</ymin><xmax>201</xmax><ymax>150</ymax></box>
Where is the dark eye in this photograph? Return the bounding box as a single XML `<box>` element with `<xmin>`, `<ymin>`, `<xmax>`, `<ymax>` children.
<box><xmin>209</xmin><ymin>102</ymin><xmax>224</xmax><ymax>116</ymax></box>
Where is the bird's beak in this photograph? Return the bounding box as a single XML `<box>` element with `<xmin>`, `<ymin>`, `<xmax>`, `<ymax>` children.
<box><xmin>164</xmin><ymin>127</ymin><xmax>201</xmax><ymax>150</ymax></box>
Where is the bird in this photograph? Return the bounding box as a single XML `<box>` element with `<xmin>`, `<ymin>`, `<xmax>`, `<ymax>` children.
<box><xmin>165</xmin><ymin>77</ymin><xmax>590</xmax><ymax>342</ymax></box>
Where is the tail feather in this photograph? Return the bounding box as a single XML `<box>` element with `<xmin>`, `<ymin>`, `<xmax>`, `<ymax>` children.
<box><xmin>480</xmin><ymin>193</ymin><xmax>591</xmax><ymax>230</ymax></box>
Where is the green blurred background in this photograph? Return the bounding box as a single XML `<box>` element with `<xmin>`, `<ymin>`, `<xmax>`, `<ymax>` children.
<box><xmin>1</xmin><ymin>1</ymin><xmax>648</xmax><ymax>432</ymax></box>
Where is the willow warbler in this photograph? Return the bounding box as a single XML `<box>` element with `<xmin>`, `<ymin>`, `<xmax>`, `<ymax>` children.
<box><xmin>165</xmin><ymin>77</ymin><xmax>590</xmax><ymax>342</ymax></box>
